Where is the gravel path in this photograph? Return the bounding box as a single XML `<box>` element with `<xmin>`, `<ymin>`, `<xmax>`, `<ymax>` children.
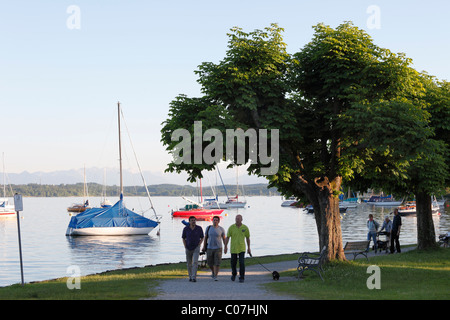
<box><xmin>150</xmin><ymin>260</ymin><xmax>300</xmax><ymax>300</ymax></box>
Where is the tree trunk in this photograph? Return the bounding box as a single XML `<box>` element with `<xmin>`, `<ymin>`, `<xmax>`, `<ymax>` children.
<box><xmin>293</xmin><ymin>175</ymin><xmax>346</xmax><ymax>261</ymax></box>
<box><xmin>314</xmin><ymin>177</ymin><xmax>346</xmax><ymax>261</ymax></box>
<box><xmin>415</xmin><ymin>191</ymin><xmax>437</xmax><ymax>249</ymax></box>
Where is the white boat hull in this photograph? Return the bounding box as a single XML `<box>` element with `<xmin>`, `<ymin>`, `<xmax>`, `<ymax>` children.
<box><xmin>66</xmin><ymin>226</ymin><xmax>155</xmax><ymax>236</ymax></box>
<box><xmin>281</xmin><ymin>200</ymin><xmax>297</xmax><ymax>207</ymax></box>
<box><xmin>399</xmin><ymin>206</ymin><xmax>440</xmax><ymax>216</ymax></box>
<box><xmin>223</xmin><ymin>202</ymin><xmax>246</xmax><ymax>208</ymax></box>
<box><xmin>369</xmin><ymin>201</ymin><xmax>403</xmax><ymax>206</ymax></box>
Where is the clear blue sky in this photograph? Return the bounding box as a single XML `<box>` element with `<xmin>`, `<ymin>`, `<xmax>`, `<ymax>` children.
<box><xmin>1</xmin><ymin>1</ymin><xmax>449</xmax><ymax>179</ymax></box>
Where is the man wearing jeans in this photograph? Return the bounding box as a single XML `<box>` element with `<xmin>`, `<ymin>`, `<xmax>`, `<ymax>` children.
<box><xmin>224</xmin><ymin>214</ymin><xmax>251</xmax><ymax>283</ymax></box>
<box><xmin>182</xmin><ymin>216</ymin><xmax>204</xmax><ymax>282</ymax></box>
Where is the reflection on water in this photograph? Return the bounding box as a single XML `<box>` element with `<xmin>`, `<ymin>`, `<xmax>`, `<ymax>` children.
<box><xmin>0</xmin><ymin>196</ymin><xmax>449</xmax><ymax>287</ymax></box>
<box><xmin>66</xmin><ymin>235</ymin><xmax>160</xmax><ymax>275</ymax></box>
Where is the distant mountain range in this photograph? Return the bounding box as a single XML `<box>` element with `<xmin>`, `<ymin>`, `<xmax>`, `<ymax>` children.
<box><xmin>6</xmin><ymin>167</ymin><xmax>268</xmax><ymax>186</ymax></box>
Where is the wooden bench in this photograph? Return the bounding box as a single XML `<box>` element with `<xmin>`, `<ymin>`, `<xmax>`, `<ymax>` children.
<box><xmin>343</xmin><ymin>240</ymin><xmax>370</xmax><ymax>261</ymax></box>
<box><xmin>297</xmin><ymin>246</ymin><xmax>327</xmax><ymax>281</ymax></box>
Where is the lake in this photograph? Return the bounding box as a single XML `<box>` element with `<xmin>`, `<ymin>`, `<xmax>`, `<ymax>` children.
<box><xmin>1</xmin><ymin>196</ymin><xmax>449</xmax><ymax>287</ymax></box>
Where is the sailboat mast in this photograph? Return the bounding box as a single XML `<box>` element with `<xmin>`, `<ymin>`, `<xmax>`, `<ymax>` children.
<box><xmin>2</xmin><ymin>153</ymin><xmax>5</xmax><ymax>199</ymax></box>
<box><xmin>118</xmin><ymin>102</ymin><xmax>123</xmax><ymax>197</ymax></box>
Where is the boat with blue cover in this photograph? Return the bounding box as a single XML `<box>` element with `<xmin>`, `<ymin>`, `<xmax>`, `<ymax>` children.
<box><xmin>65</xmin><ymin>102</ymin><xmax>160</xmax><ymax>236</ymax></box>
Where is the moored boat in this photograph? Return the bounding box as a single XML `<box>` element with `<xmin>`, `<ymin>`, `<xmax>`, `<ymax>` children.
<box><xmin>306</xmin><ymin>205</ymin><xmax>347</xmax><ymax>214</ymax></box>
<box><xmin>281</xmin><ymin>196</ymin><xmax>298</xmax><ymax>207</ymax></box>
<box><xmin>397</xmin><ymin>200</ymin><xmax>440</xmax><ymax>216</ymax></box>
<box><xmin>65</xmin><ymin>102</ymin><xmax>160</xmax><ymax>236</ymax></box>
<box><xmin>0</xmin><ymin>155</ymin><xmax>16</xmax><ymax>218</ymax></box>
<box><xmin>172</xmin><ymin>196</ymin><xmax>224</xmax><ymax>219</ymax></box>
<box><xmin>172</xmin><ymin>205</ymin><xmax>224</xmax><ymax>219</ymax></box>
<box><xmin>66</xmin><ymin>196</ymin><xmax>159</xmax><ymax>236</ymax></box>
<box><xmin>67</xmin><ymin>200</ymin><xmax>91</xmax><ymax>214</ymax></box>
<box><xmin>367</xmin><ymin>195</ymin><xmax>403</xmax><ymax>206</ymax></box>
<box><xmin>0</xmin><ymin>198</ymin><xmax>15</xmax><ymax>217</ymax></box>
<box><xmin>222</xmin><ymin>195</ymin><xmax>246</xmax><ymax>208</ymax></box>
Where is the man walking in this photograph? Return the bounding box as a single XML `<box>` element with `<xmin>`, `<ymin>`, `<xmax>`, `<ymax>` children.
<box><xmin>203</xmin><ymin>216</ymin><xmax>226</xmax><ymax>281</ymax></box>
<box><xmin>224</xmin><ymin>214</ymin><xmax>251</xmax><ymax>283</ymax></box>
<box><xmin>390</xmin><ymin>208</ymin><xmax>402</xmax><ymax>253</ymax></box>
<box><xmin>182</xmin><ymin>216</ymin><xmax>204</xmax><ymax>282</ymax></box>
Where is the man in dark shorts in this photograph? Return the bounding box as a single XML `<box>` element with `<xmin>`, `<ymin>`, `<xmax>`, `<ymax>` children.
<box><xmin>203</xmin><ymin>216</ymin><xmax>226</xmax><ymax>281</ymax></box>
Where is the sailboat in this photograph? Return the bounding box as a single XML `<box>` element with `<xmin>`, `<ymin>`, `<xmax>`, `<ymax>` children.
<box><xmin>100</xmin><ymin>168</ymin><xmax>112</xmax><ymax>208</ymax></box>
<box><xmin>66</xmin><ymin>103</ymin><xmax>161</xmax><ymax>236</ymax></box>
<box><xmin>67</xmin><ymin>166</ymin><xmax>91</xmax><ymax>214</ymax></box>
<box><xmin>221</xmin><ymin>168</ymin><xmax>246</xmax><ymax>208</ymax></box>
<box><xmin>0</xmin><ymin>154</ymin><xmax>15</xmax><ymax>217</ymax></box>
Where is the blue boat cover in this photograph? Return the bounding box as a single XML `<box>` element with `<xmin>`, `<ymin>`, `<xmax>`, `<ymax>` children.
<box><xmin>68</xmin><ymin>198</ymin><xmax>158</xmax><ymax>230</ymax></box>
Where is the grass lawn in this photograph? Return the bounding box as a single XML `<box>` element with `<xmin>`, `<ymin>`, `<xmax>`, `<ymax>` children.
<box><xmin>265</xmin><ymin>247</ymin><xmax>450</xmax><ymax>300</ymax></box>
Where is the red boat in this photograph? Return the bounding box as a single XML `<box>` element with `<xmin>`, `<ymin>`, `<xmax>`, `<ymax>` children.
<box><xmin>173</xmin><ymin>180</ymin><xmax>224</xmax><ymax>219</ymax></box>
<box><xmin>172</xmin><ymin>204</ymin><xmax>223</xmax><ymax>219</ymax></box>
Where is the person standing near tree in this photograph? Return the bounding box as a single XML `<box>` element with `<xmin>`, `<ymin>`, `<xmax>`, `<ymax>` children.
<box><xmin>224</xmin><ymin>214</ymin><xmax>251</xmax><ymax>283</ymax></box>
<box><xmin>367</xmin><ymin>214</ymin><xmax>380</xmax><ymax>253</ymax></box>
<box><xmin>390</xmin><ymin>208</ymin><xmax>402</xmax><ymax>253</ymax></box>
<box><xmin>182</xmin><ymin>216</ymin><xmax>204</xmax><ymax>282</ymax></box>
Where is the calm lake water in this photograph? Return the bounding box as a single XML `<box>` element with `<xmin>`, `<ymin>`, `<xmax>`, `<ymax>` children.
<box><xmin>1</xmin><ymin>196</ymin><xmax>449</xmax><ymax>287</ymax></box>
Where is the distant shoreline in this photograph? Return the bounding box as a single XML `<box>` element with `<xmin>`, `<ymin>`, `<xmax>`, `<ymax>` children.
<box><xmin>7</xmin><ymin>182</ymin><xmax>281</xmax><ymax>197</ymax></box>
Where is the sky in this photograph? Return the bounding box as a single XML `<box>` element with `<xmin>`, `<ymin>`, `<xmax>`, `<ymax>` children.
<box><xmin>0</xmin><ymin>0</ymin><xmax>449</xmax><ymax>184</ymax></box>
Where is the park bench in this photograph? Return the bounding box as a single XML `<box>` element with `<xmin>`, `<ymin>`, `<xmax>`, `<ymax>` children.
<box><xmin>343</xmin><ymin>240</ymin><xmax>370</xmax><ymax>261</ymax></box>
<box><xmin>297</xmin><ymin>246</ymin><xmax>327</xmax><ymax>281</ymax></box>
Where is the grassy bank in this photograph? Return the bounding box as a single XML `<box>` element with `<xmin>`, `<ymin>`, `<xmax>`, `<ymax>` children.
<box><xmin>0</xmin><ymin>248</ymin><xmax>448</xmax><ymax>300</ymax></box>
<box><xmin>0</xmin><ymin>253</ymin><xmax>298</xmax><ymax>300</ymax></box>
<box><xmin>266</xmin><ymin>247</ymin><xmax>450</xmax><ymax>300</ymax></box>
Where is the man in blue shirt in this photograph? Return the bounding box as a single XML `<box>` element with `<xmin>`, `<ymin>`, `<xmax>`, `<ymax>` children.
<box><xmin>182</xmin><ymin>216</ymin><xmax>204</xmax><ymax>282</ymax></box>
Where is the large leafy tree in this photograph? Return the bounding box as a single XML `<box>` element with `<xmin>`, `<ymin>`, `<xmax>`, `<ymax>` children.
<box><xmin>161</xmin><ymin>22</ymin><xmax>445</xmax><ymax>260</ymax></box>
<box><xmin>413</xmin><ymin>76</ymin><xmax>450</xmax><ymax>249</ymax></box>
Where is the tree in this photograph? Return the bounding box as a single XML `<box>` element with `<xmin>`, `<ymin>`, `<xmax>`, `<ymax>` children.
<box><xmin>161</xmin><ymin>22</ymin><xmax>443</xmax><ymax>260</ymax></box>
<box><xmin>413</xmin><ymin>76</ymin><xmax>450</xmax><ymax>249</ymax></box>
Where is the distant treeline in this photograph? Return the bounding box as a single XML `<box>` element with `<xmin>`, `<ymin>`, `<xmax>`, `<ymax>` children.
<box><xmin>9</xmin><ymin>183</ymin><xmax>281</xmax><ymax>197</ymax></box>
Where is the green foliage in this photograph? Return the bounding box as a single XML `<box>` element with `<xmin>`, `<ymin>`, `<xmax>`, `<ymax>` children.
<box><xmin>160</xmin><ymin>21</ymin><xmax>449</xmax><ymax>253</ymax></box>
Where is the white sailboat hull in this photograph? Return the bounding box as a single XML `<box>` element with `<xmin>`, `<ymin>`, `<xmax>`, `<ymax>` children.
<box><xmin>224</xmin><ymin>202</ymin><xmax>247</xmax><ymax>208</ymax></box>
<box><xmin>369</xmin><ymin>201</ymin><xmax>403</xmax><ymax>206</ymax></box>
<box><xmin>66</xmin><ymin>226</ymin><xmax>155</xmax><ymax>236</ymax></box>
